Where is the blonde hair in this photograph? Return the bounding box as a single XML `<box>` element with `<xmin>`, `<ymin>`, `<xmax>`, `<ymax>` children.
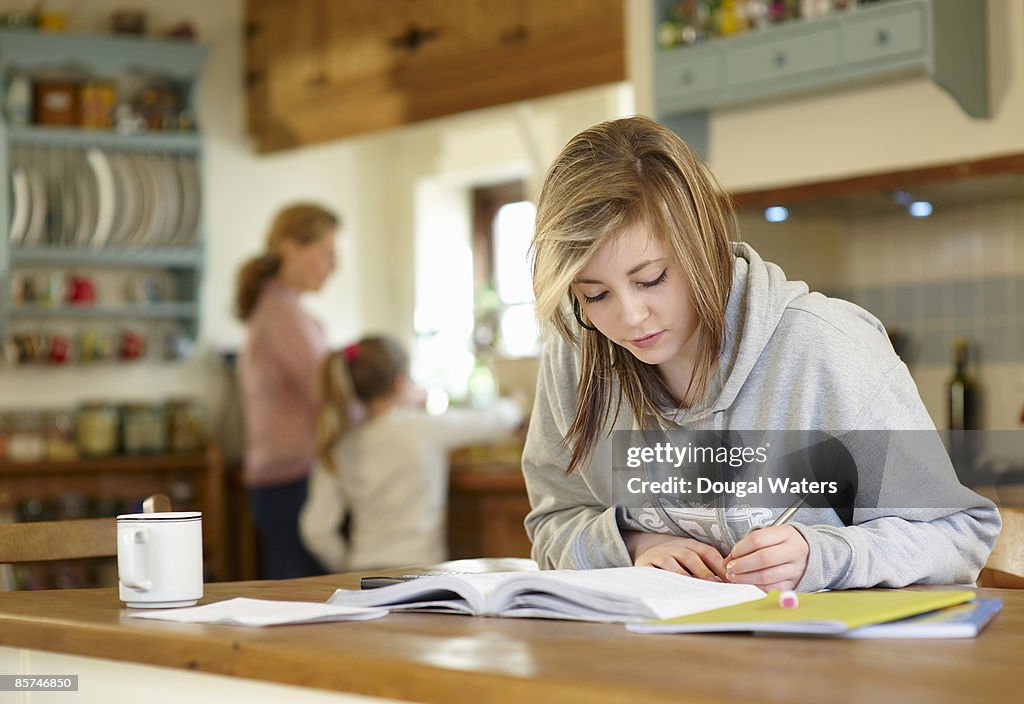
<box><xmin>316</xmin><ymin>336</ymin><xmax>409</xmax><ymax>473</ymax></box>
<box><xmin>531</xmin><ymin>116</ymin><xmax>735</xmax><ymax>474</ymax></box>
<box><xmin>235</xmin><ymin>203</ymin><xmax>341</xmax><ymax>320</ymax></box>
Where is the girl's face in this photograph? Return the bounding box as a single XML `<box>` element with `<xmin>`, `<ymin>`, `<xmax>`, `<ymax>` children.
<box><xmin>280</xmin><ymin>230</ymin><xmax>338</xmax><ymax>292</ymax></box>
<box><xmin>573</xmin><ymin>221</ymin><xmax>701</xmax><ymax>384</ymax></box>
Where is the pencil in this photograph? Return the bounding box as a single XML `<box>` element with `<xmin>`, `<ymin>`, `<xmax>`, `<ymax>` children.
<box><xmin>769</xmin><ymin>495</ymin><xmax>806</xmax><ymax>527</ymax></box>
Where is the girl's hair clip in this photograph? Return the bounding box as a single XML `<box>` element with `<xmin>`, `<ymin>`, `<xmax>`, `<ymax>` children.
<box><xmin>343</xmin><ymin>343</ymin><xmax>360</xmax><ymax>363</ymax></box>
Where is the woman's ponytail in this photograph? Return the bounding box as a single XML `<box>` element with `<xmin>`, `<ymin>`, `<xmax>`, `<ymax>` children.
<box><xmin>235</xmin><ymin>254</ymin><xmax>281</xmax><ymax>321</ymax></box>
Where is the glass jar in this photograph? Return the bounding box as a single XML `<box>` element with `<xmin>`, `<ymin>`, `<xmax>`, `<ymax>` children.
<box><xmin>45</xmin><ymin>410</ymin><xmax>78</xmax><ymax>461</ymax></box>
<box><xmin>77</xmin><ymin>402</ymin><xmax>120</xmax><ymax>457</ymax></box>
<box><xmin>7</xmin><ymin>409</ymin><xmax>45</xmax><ymax>463</ymax></box>
<box><xmin>166</xmin><ymin>398</ymin><xmax>205</xmax><ymax>453</ymax></box>
<box><xmin>121</xmin><ymin>403</ymin><xmax>167</xmax><ymax>455</ymax></box>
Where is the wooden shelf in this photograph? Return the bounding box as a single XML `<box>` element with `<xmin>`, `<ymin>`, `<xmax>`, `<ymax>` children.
<box><xmin>0</xmin><ymin>445</ymin><xmax>228</xmax><ymax>582</ymax></box>
<box><xmin>0</xmin><ymin>452</ymin><xmax>211</xmax><ymax>475</ymax></box>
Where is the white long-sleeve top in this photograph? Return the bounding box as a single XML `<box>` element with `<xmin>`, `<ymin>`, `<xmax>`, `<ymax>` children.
<box><xmin>300</xmin><ymin>399</ymin><xmax>523</xmax><ymax>572</ymax></box>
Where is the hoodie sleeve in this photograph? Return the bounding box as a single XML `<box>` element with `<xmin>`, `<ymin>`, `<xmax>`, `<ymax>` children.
<box><xmin>792</xmin><ymin>360</ymin><xmax>1001</xmax><ymax>592</ymax></box>
<box><xmin>427</xmin><ymin>398</ymin><xmax>524</xmax><ymax>452</ymax></box>
<box><xmin>521</xmin><ymin>336</ymin><xmax>633</xmax><ymax>570</ymax></box>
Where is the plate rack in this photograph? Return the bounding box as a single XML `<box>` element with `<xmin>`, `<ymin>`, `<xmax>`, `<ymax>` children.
<box><xmin>0</xmin><ymin>29</ymin><xmax>207</xmax><ymax>361</ymax></box>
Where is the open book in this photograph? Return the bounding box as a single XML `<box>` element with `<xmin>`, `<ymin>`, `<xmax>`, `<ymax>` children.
<box><xmin>327</xmin><ymin>567</ymin><xmax>765</xmax><ymax>623</ymax></box>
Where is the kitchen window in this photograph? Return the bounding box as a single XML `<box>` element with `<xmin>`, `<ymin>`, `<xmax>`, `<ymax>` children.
<box><xmin>472</xmin><ymin>182</ymin><xmax>538</xmax><ymax>359</ymax></box>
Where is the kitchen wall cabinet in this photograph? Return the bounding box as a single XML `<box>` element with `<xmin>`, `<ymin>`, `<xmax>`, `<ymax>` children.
<box><xmin>245</xmin><ymin>0</ymin><xmax>625</xmax><ymax>152</ymax></box>
<box><xmin>653</xmin><ymin>0</ymin><xmax>987</xmax><ymax>156</ymax></box>
<box><xmin>0</xmin><ymin>30</ymin><xmax>207</xmax><ymax>358</ymax></box>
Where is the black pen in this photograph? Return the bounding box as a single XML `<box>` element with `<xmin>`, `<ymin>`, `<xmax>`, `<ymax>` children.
<box><xmin>359</xmin><ymin>575</ymin><xmax>419</xmax><ymax>589</ymax></box>
<box><xmin>360</xmin><ymin>572</ymin><xmax>463</xmax><ymax>589</ymax></box>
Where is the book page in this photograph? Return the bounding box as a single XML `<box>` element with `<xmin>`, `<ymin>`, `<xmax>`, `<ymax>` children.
<box><xmin>330</xmin><ymin>568</ymin><xmax>764</xmax><ymax>622</ymax></box>
<box><xmin>328</xmin><ymin>571</ymin><xmax>522</xmax><ymax>613</ymax></box>
<box><xmin>492</xmin><ymin>567</ymin><xmax>765</xmax><ymax>621</ymax></box>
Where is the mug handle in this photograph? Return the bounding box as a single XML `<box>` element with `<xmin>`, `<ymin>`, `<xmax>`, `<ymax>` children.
<box><xmin>118</xmin><ymin>527</ymin><xmax>153</xmax><ymax>590</ymax></box>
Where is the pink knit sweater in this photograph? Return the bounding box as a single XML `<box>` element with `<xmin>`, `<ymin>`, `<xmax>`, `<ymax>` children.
<box><xmin>239</xmin><ymin>279</ymin><xmax>328</xmax><ymax>487</ymax></box>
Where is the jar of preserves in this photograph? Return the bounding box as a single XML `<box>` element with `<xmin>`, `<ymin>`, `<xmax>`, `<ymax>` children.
<box><xmin>7</xmin><ymin>410</ymin><xmax>46</xmax><ymax>463</ymax></box>
<box><xmin>77</xmin><ymin>402</ymin><xmax>119</xmax><ymax>457</ymax></box>
<box><xmin>45</xmin><ymin>409</ymin><xmax>78</xmax><ymax>461</ymax></box>
<box><xmin>166</xmin><ymin>398</ymin><xmax>205</xmax><ymax>453</ymax></box>
<box><xmin>121</xmin><ymin>403</ymin><xmax>167</xmax><ymax>455</ymax></box>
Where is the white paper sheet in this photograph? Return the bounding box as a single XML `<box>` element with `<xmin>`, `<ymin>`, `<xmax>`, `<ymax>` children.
<box><xmin>126</xmin><ymin>597</ymin><xmax>388</xmax><ymax>627</ymax></box>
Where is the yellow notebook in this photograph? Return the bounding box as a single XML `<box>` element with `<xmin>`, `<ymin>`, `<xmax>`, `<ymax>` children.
<box><xmin>627</xmin><ymin>589</ymin><xmax>975</xmax><ymax>635</ymax></box>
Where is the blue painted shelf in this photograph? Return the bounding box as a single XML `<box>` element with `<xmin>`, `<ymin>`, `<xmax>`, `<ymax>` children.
<box><xmin>3</xmin><ymin>125</ymin><xmax>202</xmax><ymax>153</ymax></box>
<box><xmin>11</xmin><ymin>246</ymin><xmax>203</xmax><ymax>269</ymax></box>
<box><xmin>9</xmin><ymin>302</ymin><xmax>199</xmax><ymax>321</ymax></box>
<box><xmin>0</xmin><ymin>30</ymin><xmax>208</xmax><ymax>344</ymax></box>
<box><xmin>0</xmin><ymin>29</ymin><xmax>207</xmax><ymax>79</ymax></box>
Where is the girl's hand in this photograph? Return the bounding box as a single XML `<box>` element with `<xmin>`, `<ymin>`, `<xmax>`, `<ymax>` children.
<box><xmin>725</xmin><ymin>525</ymin><xmax>809</xmax><ymax>591</ymax></box>
<box><xmin>625</xmin><ymin>531</ymin><xmax>729</xmax><ymax>581</ymax></box>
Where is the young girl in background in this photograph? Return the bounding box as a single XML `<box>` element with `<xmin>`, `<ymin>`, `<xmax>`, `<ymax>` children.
<box><xmin>300</xmin><ymin>336</ymin><xmax>523</xmax><ymax>571</ymax></box>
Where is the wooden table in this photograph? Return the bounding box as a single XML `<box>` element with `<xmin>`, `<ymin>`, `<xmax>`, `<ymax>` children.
<box><xmin>0</xmin><ymin>558</ymin><xmax>1021</xmax><ymax>704</ymax></box>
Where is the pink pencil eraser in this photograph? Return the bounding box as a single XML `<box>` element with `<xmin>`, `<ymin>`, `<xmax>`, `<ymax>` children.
<box><xmin>779</xmin><ymin>591</ymin><xmax>799</xmax><ymax>609</ymax></box>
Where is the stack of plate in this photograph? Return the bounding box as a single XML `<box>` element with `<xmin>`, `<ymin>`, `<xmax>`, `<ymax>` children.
<box><xmin>7</xmin><ymin>145</ymin><xmax>201</xmax><ymax>249</ymax></box>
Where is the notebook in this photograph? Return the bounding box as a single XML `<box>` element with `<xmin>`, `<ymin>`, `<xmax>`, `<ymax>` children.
<box><xmin>328</xmin><ymin>567</ymin><xmax>765</xmax><ymax>623</ymax></box>
<box><xmin>841</xmin><ymin>597</ymin><xmax>1002</xmax><ymax>639</ymax></box>
<box><xmin>627</xmin><ymin>589</ymin><xmax>977</xmax><ymax>635</ymax></box>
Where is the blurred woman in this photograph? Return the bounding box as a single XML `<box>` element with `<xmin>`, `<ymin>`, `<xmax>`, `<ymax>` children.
<box><xmin>236</xmin><ymin>202</ymin><xmax>340</xmax><ymax>578</ymax></box>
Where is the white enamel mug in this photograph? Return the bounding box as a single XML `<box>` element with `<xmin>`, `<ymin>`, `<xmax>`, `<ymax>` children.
<box><xmin>117</xmin><ymin>511</ymin><xmax>203</xmax><ymax>608</ymax></box>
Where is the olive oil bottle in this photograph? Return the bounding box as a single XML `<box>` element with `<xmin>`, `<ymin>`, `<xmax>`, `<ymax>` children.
<box><xmin>947</xmin><ymin>337</ymin><xmax>977</xmax><ymax>431</ymax></box>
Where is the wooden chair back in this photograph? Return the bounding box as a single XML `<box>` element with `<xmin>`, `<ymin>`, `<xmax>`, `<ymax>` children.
<box><xmin>0</xmin><ymin>493</ymin><xmax>172</xmax><ymax>564</ymax></box>
<box><xmin>0</xmin><ymin>518</ymin><xmax>116</xmax><ymax>563</ymax></box>
<box><xmin>978</xmin><ymin>507</ymin><xmax>1024</xmax><ymax>589</ymax></box>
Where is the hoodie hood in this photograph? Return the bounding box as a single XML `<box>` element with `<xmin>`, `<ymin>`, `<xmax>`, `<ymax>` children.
<box><xmin>709</xmin><ymin>242</ymin><xmax>809</xmax><ymax>413</ymax></box>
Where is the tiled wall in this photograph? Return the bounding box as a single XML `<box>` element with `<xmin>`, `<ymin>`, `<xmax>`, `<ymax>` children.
<box><xmin>739</xmin><ymin>196</ymin><xmax>1024</xmax><ymax>429</ymax></box>
<box><xmin>843</xmin><ymin>274</ymin><xmax>1024</xmax><ymax>365</ymax></box>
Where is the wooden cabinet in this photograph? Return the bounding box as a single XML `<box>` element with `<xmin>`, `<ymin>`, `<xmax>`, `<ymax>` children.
<box><xmin>245</xmin><ymin>0</ymin><xmax>625</xmax><ymax>152</ymax></box>
<box><xmin>447</xmin><ymin>451</ymin><xmax>532</xmax><ymax>560</ymax></box>
<box><xmin>0</xmin><ymin>447</ymin><xmax>227</xmax><ymax>584</ymax></box>
<box><xmin>653</xmin><ymin>0</ymin><xmax>987</xmax><ymax>156</ymax></box>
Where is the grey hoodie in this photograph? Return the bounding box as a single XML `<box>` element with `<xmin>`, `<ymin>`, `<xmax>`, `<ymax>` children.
<box><xmin>522</xmin><ymin>243</ymin><xmax>1000</xmax><ymax>591</ymax></box>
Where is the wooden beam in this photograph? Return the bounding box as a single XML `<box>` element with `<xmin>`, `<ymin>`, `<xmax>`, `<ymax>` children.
<box><xmin>731</xmin><ymin>153</ymin><xmax>1024</xmax><ymax>208</ymax></box>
